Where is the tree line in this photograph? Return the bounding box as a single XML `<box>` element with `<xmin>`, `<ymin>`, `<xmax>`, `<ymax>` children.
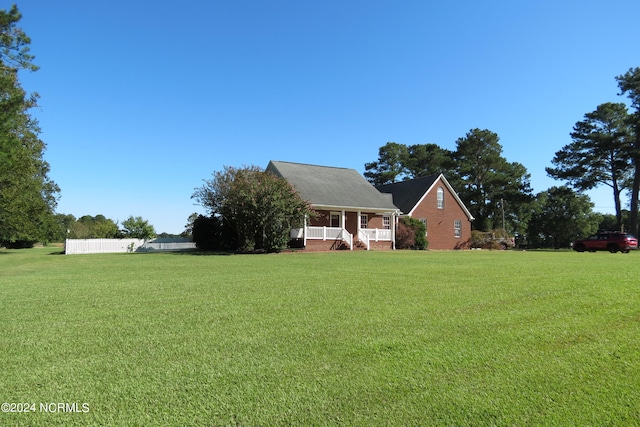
<box><xmin>362</xmin><ymin>131</ymin><xmax>590</xmax><ymax>248</ymax></box>
<box><xmin>54</xmin><ymin>214</ymin><xmax>158</xmax><ymax>241</ymax></box>
<box><xmin>363</xmin><ymin>129</ymin><xmax>534</xmax><ymax>234</ymax></box>
<box><xmin>362</xmin><ymin>68</ymin><xmax>640</xmax><ymax>247</ymax></box>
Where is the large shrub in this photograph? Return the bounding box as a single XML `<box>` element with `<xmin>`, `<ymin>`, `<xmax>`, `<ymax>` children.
<box><xmin>470</xmin><ymin>229</ymin><xmax>513</xmax><ymax>250</ymax></box>
<box><xmin>193</xmin><ymin>166</ymin><xmax>314</xmax><ymax>252</ymax></box>
<box><xmin>396</xmin><ymin>217</ymin><xmax>427</xmax><ymax>250</ymax></box>
<box><xmin>191</xmin><ymin>214</ymin><xmax>236</xmax><ymax>251</ymax></box>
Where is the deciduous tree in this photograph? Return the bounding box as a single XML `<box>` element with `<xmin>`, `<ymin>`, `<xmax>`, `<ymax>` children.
<box><xmin>527</xmin><ymin>186</ymin><xmax>600</xmax><ymax>248</ymax></box>
<box><xmin>121</xmin><ymin>216</ymin><xmax>156</xmax><ymax>240</ymax></box>
<box><xmin>66</xmin><ymin>215</ymin><xmax>120</xmax><ymax>239</ymax></box>
<box><xmin>193</xmin><ymin>166</ymin><xmax>314</xmax><ymax>252</ymax></box>
<box><xmin>191</xmin><ymin>214</ymin><xmax>234</xmax><ymax>251</ymax></box>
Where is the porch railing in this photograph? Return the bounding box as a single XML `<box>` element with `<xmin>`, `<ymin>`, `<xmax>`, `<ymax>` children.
<box><xmin>339</xmin><ymin>228</ymin><xmax>353</xmax><ymax>249</ymax></box>
<box><xmin>357</xmin><ymin>229</ymin><xmax>370</xmax><ymax>250</ymax></box>
<box><xmin>301</xmin><ymin>226</ymin><xmax>353</xmax><ymax>249</ymax></box>
<box><xmin>292</xmin><ymin>226</ymin><xmax>392</xmax><ymax>249</ymax></box>
<box><xmin>360</xmin><ymin>228</ymin><xmax>392</xmax><ymax>242</ymax></box>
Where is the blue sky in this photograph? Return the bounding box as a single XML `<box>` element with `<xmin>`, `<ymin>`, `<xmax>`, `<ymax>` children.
<box><xmin>13</xmin><ymin>0</ymin><xmax>640</xmax><ymax>233</ymax></box>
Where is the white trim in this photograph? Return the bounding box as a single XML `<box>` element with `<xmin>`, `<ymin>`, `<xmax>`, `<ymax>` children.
<box><xmin>304</xmin><ymin>215</ymin><xmax>308</xmax><ymax>247</ymax></box>
<box><xmin>312</xmin><ymin>204</ymin><xmax>401</xmax><ymax>215</ymax></box>
<box><xmin>360</xmin><ymin>213</ymin><xmax>368</xmax><ymax>229</ymax></box>
<box><xmin>437</xmin><ymin>186</ymin><xmax>444</xmax><ymax>209</ymax></box>
<box><xmin>407</xmin><ymin>174</ymin><xmax>475</xmax><ymax>221</ymax></box>
<box><xmin>382</xmin><ymin>215</ymin><xmax>391</xmax><ymax>230</ymax></box>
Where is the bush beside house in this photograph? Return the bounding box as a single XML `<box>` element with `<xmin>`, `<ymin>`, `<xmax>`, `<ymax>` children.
<box><xmin>396</xmin><ymin>217</ymin><xmax>428</xmax><ymax>250</ymax></box>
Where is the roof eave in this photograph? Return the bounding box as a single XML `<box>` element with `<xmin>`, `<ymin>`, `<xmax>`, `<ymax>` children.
<box><xmin>312</xmin><ymin>204</ymin><xmax>401</xmax><ymax>214</ymax></box>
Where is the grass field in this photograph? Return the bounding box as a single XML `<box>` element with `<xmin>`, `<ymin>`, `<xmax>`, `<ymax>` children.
<box><xmin>1</xmin><ymin>247</ymin><xmax>639</xmax><ymax>426</ymax></box>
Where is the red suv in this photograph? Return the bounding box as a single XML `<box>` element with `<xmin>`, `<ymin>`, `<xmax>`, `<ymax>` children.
<box><xmin>572</xmin><ymin>232</ymin><xmax>638</xmax><ymax>253</ymax></box>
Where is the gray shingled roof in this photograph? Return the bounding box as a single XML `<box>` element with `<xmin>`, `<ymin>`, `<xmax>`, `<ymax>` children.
<box><xmin>377</xmin><ymin>174</ymin><xmax>474</xmax><ymax>220</ymax></box>
<box><xmin>376</xmin><ymin>175</ymin><xmax>439</xmax><ymax>214</ymax></box>
<box><xmin>267</xmin><ymin>161</ymin><xmax>399</xmax><ymax>211</ymax></box>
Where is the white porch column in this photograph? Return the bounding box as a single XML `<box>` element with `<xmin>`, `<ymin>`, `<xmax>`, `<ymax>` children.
<box><xmin>357</xmin><ymin>210</ymin><xmax>361</xmax><ymax>235</ymax></box>
<box><xmin>392</xmin><ymin>213</ymin><xmax>397</xmax><ymax>250</ymax></box>
<box><xmin>303</xmin><ymin>215</ymin><xmax>307</xmax><ymax>247</ymax></box>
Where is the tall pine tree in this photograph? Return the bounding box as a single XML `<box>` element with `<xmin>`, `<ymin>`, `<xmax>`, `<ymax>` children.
<box><xmin>0</xmin><ymin>5</ymin><xmax>59</xmax><ymax>246</ymax></box>
<box><xmin>616</xmin><ymin>67</ymin><xmax>640</xmax><ymax>237</ymax></box>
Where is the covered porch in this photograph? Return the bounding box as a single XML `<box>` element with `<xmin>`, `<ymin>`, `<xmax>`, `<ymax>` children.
<box><xmin>290</xmin><ymin>208</ymin><xmax>397</xmax><ymax>251</ymax></box>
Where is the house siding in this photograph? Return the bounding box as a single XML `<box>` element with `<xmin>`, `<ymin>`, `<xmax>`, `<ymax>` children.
<box><xmin>408</xmin><ymin>179</ymin><xmax>471</xmax><ymax>250</ymax></box>
<box><xmin>366</xmin><ymin>214</ymin><xmax>385</xmax><ymax>229</ymax></box>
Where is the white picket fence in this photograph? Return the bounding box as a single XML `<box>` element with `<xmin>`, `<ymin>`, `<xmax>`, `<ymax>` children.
<box><xmin>64</xmin><ymin>238</ymin><xmax>196</xmax><ymax>255</ymax></box>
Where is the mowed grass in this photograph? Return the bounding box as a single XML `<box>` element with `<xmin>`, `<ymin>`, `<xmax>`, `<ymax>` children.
<box><xmin>1</xmin><ymin>248</ymin><xmax>639</xmax><ymax>426</ymax></box>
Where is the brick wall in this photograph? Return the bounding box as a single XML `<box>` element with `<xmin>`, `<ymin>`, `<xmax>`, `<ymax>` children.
<box><xmin>409</xmin><ymin>180</ymin><xmax>471</xmax><ymax>250</ymax></box>
<box><xmin>368</xmin><ymin>240</ymin><xmax>394</xmax><ymax>250</ymax></box>
<box><xmin>304</xmin><ymin>239</ymin><xmax>343</xmax><ymax>251</ymax></box>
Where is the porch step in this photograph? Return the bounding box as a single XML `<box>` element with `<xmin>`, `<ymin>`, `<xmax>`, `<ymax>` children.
<box><xmin>353</xmin><ymin>240</ymin><xmax>368</xmax><ymax>250</ymax></box>
<box><xmin>331</xmin><ymin>241</ymin><xmax>351</xmax><ymax>250</ymax></box>
<box><xmin>330</xmin><ymin>239</ymin><xmax>368</xmax><ymax>251</ymax></box>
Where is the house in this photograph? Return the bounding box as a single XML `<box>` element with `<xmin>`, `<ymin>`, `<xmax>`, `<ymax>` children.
<box><xmin>376</xmin><ymin>174</ymin><xmax>474</xmax><ymax>250</ymax></box>
<box><xmin>266</xmin><ymin>160</ymin><xmax>400</xmax><ymax>250</ymax></box>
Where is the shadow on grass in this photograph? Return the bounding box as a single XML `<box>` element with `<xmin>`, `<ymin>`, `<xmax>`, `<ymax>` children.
<box><xmin>165</xmin><ymin>250</ymin><xmax>235</xmax><ymax>256</ymax></box>
<box><xmin>518</xmin><ymin>248</ymin><xmax>574</xmax><ymax>253</ymax></box>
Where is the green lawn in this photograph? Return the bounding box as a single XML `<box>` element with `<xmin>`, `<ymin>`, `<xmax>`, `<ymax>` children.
<box><xmin>1</xmin><ymin>247</ymin><xmax>639</xmax><ymax>426</ymax></box>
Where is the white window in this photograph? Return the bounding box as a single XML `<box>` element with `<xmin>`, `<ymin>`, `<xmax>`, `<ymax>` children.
<box><xmin>437</xmin><ymin>187</ymin><xmax>444</xmax><ymax>209</ymax></box>
<box><xmin>360</xmin><ymin>214</ymin><xmax>368</xmax><ymax>229</ymax></box>
<box><xmin>454</xmin><ymin>219</ymin><xmax>462</xmax><ymax>238</ymax></box>
<box><xmin>330</xmin><ymin>212</ymin><xmax>341</xmax><ymax>228</ymax></box>
<box><xmin>382</xmin><ymin>215</ymin><xmax>391</xmax><ymax>229</ymax></box>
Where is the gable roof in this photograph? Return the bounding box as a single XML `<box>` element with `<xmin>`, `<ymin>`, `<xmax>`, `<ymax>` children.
<box><xmin>377</xmin><ymin>174</ymin><xmax>475</xmax><ymax>220</ymax></box>
<box><xmin>267</xmin><ymin>160</ymin><xmax>399</xmax><ymax>212</ymax></box>
<box><xmin>376</xmin><ymin>175</ymin><xmax>439</xmax><ymax>214</ymax></box>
